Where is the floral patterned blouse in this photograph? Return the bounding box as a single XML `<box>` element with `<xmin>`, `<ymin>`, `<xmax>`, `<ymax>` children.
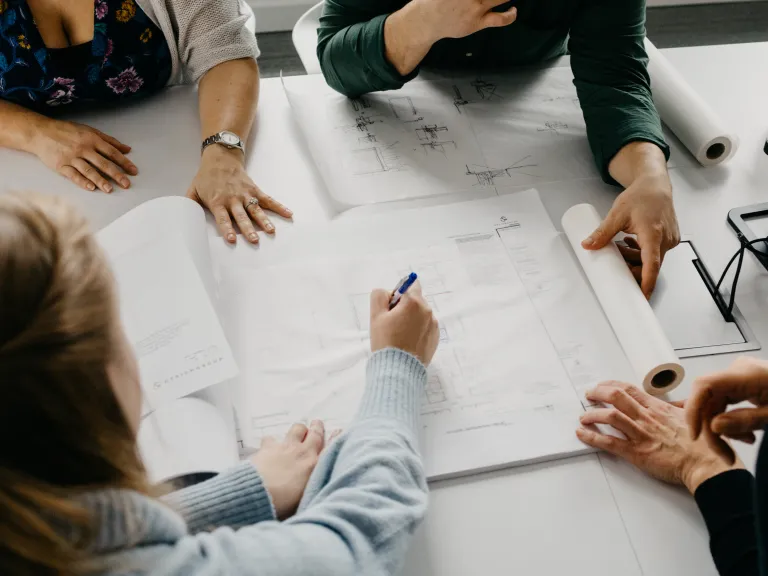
<box><xmin>0</xmin><ymin>0</ymin><xmax>172</xmax><ymax>111</ymax></box>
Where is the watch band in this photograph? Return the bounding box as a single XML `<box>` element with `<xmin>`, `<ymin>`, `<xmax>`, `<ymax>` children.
<box><xmin>201</xmin><ymin>131</ymin><xmax>245</xmax><ymax>155</ymax></box>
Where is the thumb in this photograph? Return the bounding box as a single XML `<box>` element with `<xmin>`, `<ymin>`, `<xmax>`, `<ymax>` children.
<box><xmin>481</xmin><ymin>7</ymin><xmax>517</xmax><ymax>29</ymax></box>
<box><xmin>582</xmin><ymin>210</ymin><xmax>623</xmax><ymax>250</ymax></box>
<box><xmin>369</xmin><ymin>289</ymin><xmax>390</xmax><ymax>322</ymax></box>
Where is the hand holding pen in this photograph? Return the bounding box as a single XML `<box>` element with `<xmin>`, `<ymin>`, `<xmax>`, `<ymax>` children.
<box><xmin>369</xmin><ymin>273</ymin><xmax>440</xmax><ymax>366</ymax></box>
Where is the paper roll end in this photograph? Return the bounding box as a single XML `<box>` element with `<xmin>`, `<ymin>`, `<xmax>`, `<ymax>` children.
<box><xmin>644</xmin><ymin>363</ymin><xmax>685</xmax><ymax>396</ymax></box>
<box><xmin>705</xmin><ymin>142</ymin><xmax>726</xmax><ymax>161</ymax></box>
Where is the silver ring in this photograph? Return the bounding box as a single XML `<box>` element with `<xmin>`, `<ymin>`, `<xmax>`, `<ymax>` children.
<box><xmin>245</xmin><ymin>197</ymin><xmax>259</xmax><ymax>209</ymax></box>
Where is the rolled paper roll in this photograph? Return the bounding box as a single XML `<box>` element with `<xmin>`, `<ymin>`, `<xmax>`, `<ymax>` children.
<box><xmin>645</xmin><ymin>38</ymin><xmax>738</xmax><ymax>167</ymax></box>
<box><xmin>561</xmin><ymin>204</ymin><xmax>684</xmax><ymax>395</ymax></box>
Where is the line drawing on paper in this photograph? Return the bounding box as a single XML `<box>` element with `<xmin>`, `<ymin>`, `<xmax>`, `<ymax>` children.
<box><xmin>537</xmin><ymin>121</ymin><xmax>569</xmax><ymax>135</ymax></box>
<box><xmin>471</xmin><ymin>78</ymin><xmax>499</xmax><ymax>100</ymax></box>
<box><xmin>465</xmin><ymin>155</ymin><xmax>539</xmax><ymax>186</ymax></box>
<box><xmin>416</xmin><ymin>124</ymin><xmax>449</xmax><ymax>141</ymax></box>
<box><xmin>404</xmin><ymin>117</ymin><xmax>425</xmax><ymax>124</ymax></box>
<box><xmin>421</xmin><ymin>140</ymin><xmax>457</xmax><ymax>156</ymax></box>
<box><xmin>350</xmin><ymin>96</ymin><xmax>371</xmax><ymax>112</ymax></box>
<box><xmin>425</xmin><ymin>373</ymin><xmax>448</xmax><ymax>404</ymax></box>
<box><xmin>352</xmin><ymin>113</ymin><xmax>377</xmax><ymax>132</ymax></box>
<box><xmin>358</xmin><ymin>133</ymin><xmax>377</xmax><ymax>144</ymax></box>
<box><xmin>389</xmin><ymin>96</ymin><xmax>418</xmax><ymax>118</ymax></box>
<box><xmin>351</xmin><ymin>143</ymin><xmax>404</xmax><ymax>175</ymax></box>
<box><xmin>453</xmin><ymin>85</ymin><xmax>470</xmax><ymax>113</ymax></box>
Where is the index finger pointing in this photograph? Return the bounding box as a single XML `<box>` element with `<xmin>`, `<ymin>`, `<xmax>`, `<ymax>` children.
<box><xmin>638</xmin><ymin>232</ymin><xmax>662</xmax><ymax>298</ymax></box>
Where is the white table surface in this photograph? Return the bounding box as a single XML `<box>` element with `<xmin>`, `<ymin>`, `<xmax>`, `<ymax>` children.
<box><xmin>4</xmin><ymin>42</ymin><xmax>767</xmax><ymax>576</ymax></box>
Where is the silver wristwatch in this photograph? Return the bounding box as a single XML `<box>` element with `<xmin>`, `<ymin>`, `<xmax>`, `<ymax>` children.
<box><xmin>201</xmin><ymin>130</ymin><xmax>245</xmax><ymax>155</ymax></box>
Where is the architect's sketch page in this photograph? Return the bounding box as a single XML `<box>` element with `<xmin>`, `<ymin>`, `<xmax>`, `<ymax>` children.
<box><xmin>109</xmin><ymin>234</ymin><xmax>238</xmax><ymax>414</ymax></box>
<box><xmin>218</xmin><ymin>190</ymin><xmax>635</xmax><ymax>479</ymax></box>
<box><xmin>285</xmin><ymin>68</ymin><xmax>696</xmax><ymax>210</ymax></box>
<box><xmin>284</xmin><ymin>75</ymin><xmax>489</xmax><ymax>206</ymax></box>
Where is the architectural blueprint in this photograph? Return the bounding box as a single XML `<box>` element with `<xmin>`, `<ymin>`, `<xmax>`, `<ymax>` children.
<box><xmin>218</xmin><ymin>190</ymin><xmax>636</xmax><ymax>480</ymax></box>
<box><xmin>284</xmin><ymin>64</ymin><xmax>695</xmax><ymax>209</ymax></box>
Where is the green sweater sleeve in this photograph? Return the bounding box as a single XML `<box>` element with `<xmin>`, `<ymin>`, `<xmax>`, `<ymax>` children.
<box><xmin>317</xmin><ymin>0</ymin><xmax>418</xmax><ymax>97</ymax></box>
<box><xmin>568</xmin><ymin>0</ymin><xmax>670</xmax><ymax>185</ymax></box>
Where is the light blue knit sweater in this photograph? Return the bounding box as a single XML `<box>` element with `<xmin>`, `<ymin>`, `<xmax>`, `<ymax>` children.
<box><xmin>79</xmin><ymin>348</ymin><xmax>428</xmax><ymax>575</ymax></box>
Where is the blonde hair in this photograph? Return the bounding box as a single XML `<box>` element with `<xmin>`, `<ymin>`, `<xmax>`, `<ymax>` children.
<box><xmin>0</xmin><ymin>193</ymin><xmax>147</xmax><ymax>574</ymax></box>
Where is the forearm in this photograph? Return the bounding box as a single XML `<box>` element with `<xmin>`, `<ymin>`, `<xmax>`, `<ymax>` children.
<box><xmin>317</xmin><ymin>2</ymin><xmax>422</xmax><ymax>96</ymax></box>
<box><xmin>0</xmin><ymin>99</ymin><xmax>50</xmax><ymax>154</ymax></box>
<box><xmin>198</xmin><ymin>58</ymin><xmax>259</xmax><ymax>154</ymax></box>
<box><xmin>196</xmin><ymin>349</ymin><xmax>428</xmax><ymax>576</ymax></box>
<box><xmin>608</xmin><ymin>141</ymin><xmax>671</xmax><ymax>189</ymax></box>
<box><xmin>384</xmin><ymin>3</ymin><xmax>436</xmax><ymax>76</ymax></box>
<box><xmin>694</xmin><ymin>470</ymin><xmax>760</xmax><ymax>576</ymax></box>
<box><xmin>164</xmin><ymin>462</ymin><xmax>276</xmax><ymax>532</ymax></box>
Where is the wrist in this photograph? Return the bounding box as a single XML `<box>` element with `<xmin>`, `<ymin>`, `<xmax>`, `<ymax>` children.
<box><xmin>682</xmin><ymin>455</ymin><xmax>744</xmax><ymax>494</ymax></box>
<box><xmin>610</xmin><ymin>141</ymin><xmax>670</xmax><ymax>189</ymax></box>
<box><xmin>24</xmin><ymin>114</ymin><xmax>55</xmax><ymax>155</ymax></box>
<box><xmin>404</xmin><ymin>0</ymin><xmax>442</xmax><ymax>44</ymax></box>
<box><xmin>201</xmin><ymin>142</ymin><xmax>245</xmax><ymax>166</ymax></box>
<box><xmin>384</xmin><ymin>2</ymin><xmax>438</xmax><ymax>75</ymax></box>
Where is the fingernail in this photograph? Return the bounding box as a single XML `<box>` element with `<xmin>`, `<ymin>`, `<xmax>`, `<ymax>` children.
<box><xmin>88</xmin><ymin>184</ymin><xmax>95</xmax><ymax>191</ymax></box>
<box><xmin>266</xmin><ymin>223</ymin><xmax>275</xmax><ymax>233</ymax></box>
<box><xmin>105</xmin><ymin>184</ymin><xmax>113</xmax><ymax>193</ymax></box>
<box><xmin>227</xmin><ymin>233</ymin><xmax>236</xmax><ymax>243</ymax></box>
<box><xmin>120</xmin><ymin>178</ymin><xmax>129</xmax><ymax>188</ymax></box>
<box><xmin>249</xmin><ymin>233</ymin><xmax>258</xmax><ymax>242</ymax></box>
<box><xmin>285</xmin><ymin>209</ymin><xmax>294</xmax><ymax>217</ymax></box>
<box><xmin>582</xmin><ymin>236</ymin><xmax>595</xmax><ymax>247</ymax></box>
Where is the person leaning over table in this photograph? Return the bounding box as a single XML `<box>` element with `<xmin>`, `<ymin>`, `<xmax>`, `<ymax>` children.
<box><xmin>577</xmin><ymin>356</ymin><xmax>768</xmax><ymax>576</ymax></box>
<box><xmin>0</xmin><ymin>191</ymin><xmax>440</xmax><ymax>575</ymax></box>
<box><xmin>318</xmin><ymin>0</ymin><xmax>680</xmax><ymax>297</ymax></box>
<box><xmin>0</xmin><ymin>0</ymin><xmax>291</xmax><ymax>245</ymax></box>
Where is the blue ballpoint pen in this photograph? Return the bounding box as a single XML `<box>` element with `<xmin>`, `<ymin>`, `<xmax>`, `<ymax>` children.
<box><xmin>389</xmin><ymin>272</ymin><xmax>418</xmax><ymax>309</ymax></box>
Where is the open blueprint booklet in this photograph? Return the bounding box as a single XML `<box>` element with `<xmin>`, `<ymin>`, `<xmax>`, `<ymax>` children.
<box><xmin>103</xmin><ymin>189</ymin><xmax>746</xmax><ymax>484</ymax></box>
<box><xmin>97</xmin><ymin>197</ymin><xmax>240</xmax><ymax>484</ymax></box>
<box><xmin>216</xmin><ymin>189</ymin><xmax>639</xmax><ymax>481</ymax></box>
<box><xmin>100</xmin><ymin>190</ymin><xmax>633</xmax><ymax>485</ymax></box>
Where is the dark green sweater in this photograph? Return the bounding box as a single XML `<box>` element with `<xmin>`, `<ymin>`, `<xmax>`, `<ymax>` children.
<box><xmin>316</xmin><ymin>0</ymin><xmax>670</xmax><ymax>184</ymax></box>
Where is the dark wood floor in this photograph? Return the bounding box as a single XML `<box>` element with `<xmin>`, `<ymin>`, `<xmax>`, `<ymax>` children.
<box><xmin>256</xmin><ymin>1</ymin><xmax>768</xmax><ymax>78</ymax></box>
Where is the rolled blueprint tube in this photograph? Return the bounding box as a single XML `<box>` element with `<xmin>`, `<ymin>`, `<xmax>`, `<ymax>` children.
<box><xmin>645</xmin><ymin>38</ymin><xmax>738</xmax><ymax>166</ymax></box>
<box><xmin>562</xmin><ymin>204</ymin><xmax>684</xmax><ymax>395</ymax></box>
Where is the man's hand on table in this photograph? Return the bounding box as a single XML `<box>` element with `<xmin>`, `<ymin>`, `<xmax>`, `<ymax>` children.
<box><xmin>582</xmin><ymin>142</ymin><xmax>680</xmax><ymax>298</ymax></box>
<box><xmin>187</xmin><ymin>145</ymin><xmax>293</xmax><ymax>245</ymax></box>
<box><xmin>385</xmin><ymin>0</ymin><xmax>517</xmax><ymax>75</ymax></box>
<box><xmin>577</xmin><ymin>381</ymin><xmax>743</xmax><ymax>495</ymax></box>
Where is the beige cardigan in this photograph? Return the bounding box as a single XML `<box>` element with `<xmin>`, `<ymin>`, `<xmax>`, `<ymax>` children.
<box><xmin>136</xmin><ymin>0</ymin><xmax>260</xmax><ymax>85</ymax></box>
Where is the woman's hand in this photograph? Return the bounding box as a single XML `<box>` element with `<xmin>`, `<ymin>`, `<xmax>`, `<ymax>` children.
<box><xmin>687</xmin><ymin>356</ymin><xmax>768</xmax><ymax>464</ymax></box>
<box><xmin>370</xmin><ymin>280</ymin><xmax>440</xmax><ymax>366</ymax></box>
<box><xmin>187</xmin><ymin>146</ymin><xmax>292</xmax><ymax>245</ymax></box>
<box><xmin>576</xmin><ymin>381</ymin><xmax>742</xmax><ymax>494</ymax></box>
<box><xmin>34</xmin><ymin>119</ymin><xmax>138</xmax><ymax>193</ymax></box>
<box><xmin>251</xmin><ymin>420</ymin><xmax>340</xmax><ymax>520</ymax></box>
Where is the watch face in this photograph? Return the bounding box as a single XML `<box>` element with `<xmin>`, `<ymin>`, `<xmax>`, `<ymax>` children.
<box><xmin>221</xmin><ymin>132</ymin><xmax>239</xmax><ymax>146</ymax></box>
